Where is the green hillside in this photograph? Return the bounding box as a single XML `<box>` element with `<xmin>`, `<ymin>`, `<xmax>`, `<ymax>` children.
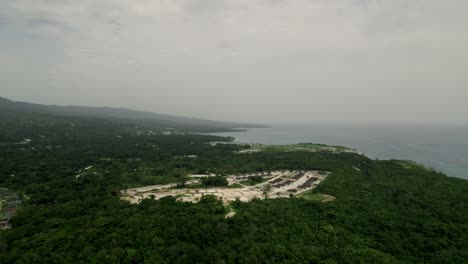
<box><xmin>0</xmin><ymin>110</ymin><xmax>467</xmax><ymax>263</ymax></box>
<box><xmin>0</xmin><ymin>97</ymin><xmax>267</xmax><ymax>136</ymax></box>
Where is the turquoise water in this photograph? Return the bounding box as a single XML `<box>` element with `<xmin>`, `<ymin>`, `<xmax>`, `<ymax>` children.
<box><xmin>209</xmin><ymin>124</ymin><xmax>468</xmax><ymax>180</ymax></box>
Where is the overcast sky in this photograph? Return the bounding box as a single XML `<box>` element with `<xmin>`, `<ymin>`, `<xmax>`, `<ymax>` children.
<box><xmin>1</xmin><ymin>0</ymin><xmax>467</xmax><ymax>124</ymax></box>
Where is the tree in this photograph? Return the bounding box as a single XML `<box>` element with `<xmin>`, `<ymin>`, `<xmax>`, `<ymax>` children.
<box><xmin>262</xmin><ymin>184</ymin><xmax>272</xmax><ymax>199</ymax></box>
<box><xmin>202</xmin><ymin>176</ymin><xmax>228</xmax><ymax>187</ymax></box>
<box><xmin>172</xmin><ymin>169</ymin><xmax>188</xmax><ymax>187</ymax></box>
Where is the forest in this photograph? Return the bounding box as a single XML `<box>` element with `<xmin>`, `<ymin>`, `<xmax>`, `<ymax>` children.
<box><xmin>0</xmin><ymin>111</ymin><xmax>467</xmax><ymax>263</ymax></box>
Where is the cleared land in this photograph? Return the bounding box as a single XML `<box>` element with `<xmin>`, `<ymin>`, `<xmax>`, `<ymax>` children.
<box><xmin>236</xmin><ymin>143</ymin><xmax>360</xmax><ymax>154</ymax></box>
<box><xmin>121</xmin><ymin>170</ymin><xmax>328</xmax><ymax>204</ymax></box>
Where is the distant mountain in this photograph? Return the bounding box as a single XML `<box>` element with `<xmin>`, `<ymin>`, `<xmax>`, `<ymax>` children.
<box><xmin>0</xmin><ymin>97</ymin><xmax>268</xmax><ymax>131</ymax></box>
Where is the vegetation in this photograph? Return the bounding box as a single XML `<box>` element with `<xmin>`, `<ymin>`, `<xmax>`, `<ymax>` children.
<box><xmin>227</xmin><ymin>183</ymin><xmax>244</xmax><ymax>189</ymax></box>
<box><xmin>0</xmin><ymin>110</ymin><xmax>467</xmax><ymax>263</ymax></box>
<box><xmin>202</xmin><ymin>176</ymin><xmax>229</xmax><ymax>187</ymax></box>
<box><xmin>298</xmin><ymin>191</ymin><xmax>331</xmax><ymax>202</ymax></box>
<box><xmin>0</xmin><ymin>96</ymin><xmax>267</xmax><ymax>134</ymax></box>
<box><xmin>248</xmin><ymin>143</ymin><xmax>358</xmax><ymax>154</ymax></box>
<box><xmin>239</xmin><ymin>175</ymin><xmax>265</xmax><ymax>186</ymax></box>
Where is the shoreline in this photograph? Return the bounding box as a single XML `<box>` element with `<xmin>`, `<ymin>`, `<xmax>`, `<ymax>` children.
<box><xmin>203</xmin><ymin>125</ymin><xmax>468</xmax><ymax>180</ymax></box>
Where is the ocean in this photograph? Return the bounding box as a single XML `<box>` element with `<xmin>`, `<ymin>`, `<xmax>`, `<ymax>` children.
<box><xmin>208</xmin><ymin>124</ymin><xmax>468</xmax><ymax>180</ymax></box>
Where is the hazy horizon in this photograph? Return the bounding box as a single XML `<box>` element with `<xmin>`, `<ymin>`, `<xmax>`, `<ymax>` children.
<box><xmin>4</xmin><ymin>95</ymin><xmax>468</xmax><ymax>127</ymax></box>
<box><xmin>2</xmin><ymin>0</ymin><xmax>467</xmax><ymax>124</ymax></box>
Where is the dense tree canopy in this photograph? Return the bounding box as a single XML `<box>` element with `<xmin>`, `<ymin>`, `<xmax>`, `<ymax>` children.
<box><xmin>0</xmin><ymin>112</ymin><xmax>467</xmax><ymax>263</ymax></box>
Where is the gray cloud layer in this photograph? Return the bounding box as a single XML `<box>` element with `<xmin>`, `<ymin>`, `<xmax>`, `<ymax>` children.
<box><xmin>1</xmin><ymin>0</ymin><xmax>467</xmax><ymax>124</ymax></box>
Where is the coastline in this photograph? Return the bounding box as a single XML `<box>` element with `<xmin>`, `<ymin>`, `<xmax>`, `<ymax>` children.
<box><xmin>204</xmin><ymin>124</ymin><xmax>468</xmax><ymax>180</ymax></box>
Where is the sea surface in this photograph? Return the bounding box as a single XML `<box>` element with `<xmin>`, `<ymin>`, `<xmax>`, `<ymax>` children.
<box><xmin>208</xmin><ymin>124</ymin><xmax>468</xmax><ymax>180</ymax></box>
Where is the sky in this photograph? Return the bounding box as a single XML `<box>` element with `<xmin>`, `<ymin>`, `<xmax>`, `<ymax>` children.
<box><xmin>1</xmin><ymin>0</ymin><xmax>467</xmax><ymax>124</ymax></box>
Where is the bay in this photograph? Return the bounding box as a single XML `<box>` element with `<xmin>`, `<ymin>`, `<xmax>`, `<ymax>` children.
<box><xmin>208</xmin><ymin>124</ymin><xmax>468</xmax><ymax>179</ymax></box>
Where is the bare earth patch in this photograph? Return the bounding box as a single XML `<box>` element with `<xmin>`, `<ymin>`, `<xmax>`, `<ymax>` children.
<box><xmin>321</xmin><ymin>194</ymin><xmax>336</xmax><ymax>202</ymax></box>
<box><xmin>225</xmin><ymin>212</ymin><xmax>236</xmax><ymax>218</ymax></box>
<box><xmin>121</xmin><ymin>170</ymin><xmax>329</xmax><ymax>204</ymax></box>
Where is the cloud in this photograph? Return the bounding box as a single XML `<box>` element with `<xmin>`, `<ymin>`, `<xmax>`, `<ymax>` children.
<box><xmin>1</xmin><ymin>0</ymin><xmax>468</xmax><ymax>124</ymax></box>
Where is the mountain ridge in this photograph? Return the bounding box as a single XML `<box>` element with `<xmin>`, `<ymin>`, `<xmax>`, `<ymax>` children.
<box><xmin>0</xmin><ymin>96</ymin><xmax>268</xmax><ymax>130</ymax></box>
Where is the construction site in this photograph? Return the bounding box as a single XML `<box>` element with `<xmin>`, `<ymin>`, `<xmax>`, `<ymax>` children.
<box><xmin>121</xmin><ymin>170</ymin><xmax>329</xmax><ymax>204</ymax></box>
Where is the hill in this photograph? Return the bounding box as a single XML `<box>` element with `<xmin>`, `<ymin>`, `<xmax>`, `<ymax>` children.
<box><xmin>0</xmin><ymin>103</ymin><xmax>467</xmax><ymax>263</ymax></box>
<box><xmin>0</xmin><ymin>96</ymin><xmax>267</xmax><ymax>132</ymax></box>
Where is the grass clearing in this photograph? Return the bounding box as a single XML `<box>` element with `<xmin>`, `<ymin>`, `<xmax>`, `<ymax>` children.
<box><xmin>393</xmin><ymin>160</ymin><xmax>433</xmax><ymax>171</ymax></box>
<box><xmin>227</xmin><ymin>183</ymin><xmax>244</xmax><ymax>188</ymax></box>
<box><xmin>260</xmin><ymin>143</ymin><xmax>355</xmax><ymax>153</ymax></box>
<box><xmin>298</xmin><ymin>191</ymin><xmax>336</xmax><ymax>202</ymax></box>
